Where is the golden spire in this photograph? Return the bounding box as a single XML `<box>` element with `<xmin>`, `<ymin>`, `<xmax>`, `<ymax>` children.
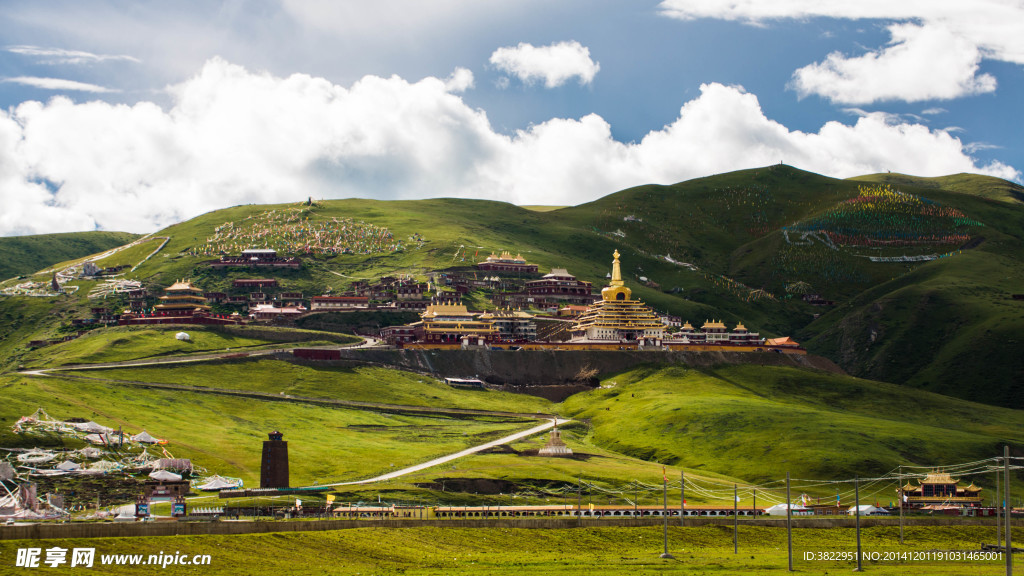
<box><xmin>610</xmin><ymin>250</ymin><xmax>624</xmax><ymax>287</ymax></box>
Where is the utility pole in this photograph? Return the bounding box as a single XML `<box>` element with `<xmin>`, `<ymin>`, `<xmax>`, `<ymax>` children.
<box><xmin>997</xmin><ymin>462</ymin><xmax>1002</xmax><ymax>549</ymax></box>
<box><xmin>733</xmin><ymin>484</ymin><xmax>738</xmax><ymax>554</ymax></box>
<box><xmin>577</xmin><ymin>476</ymin><xmax>582</xmax><ymax>526</ymax></box>
<box><xmin>854</xmin><ymin>476</ymin><xmax>862</xmax><ymax>572</ymax></box>
<box><xmin>1004</xmin><ymin>445</ymin><xmax>1012</xmax><ymax>576</ymax></box>
<box><xmin>786</xmin><ymin>472</ymin><xmax>793</xmax><ymax>572</ymax></box>
<box><xmin>680</xmin><ymin>471</ymin><xmax>685</xmax><ymax>527</ymax></box>
<box><xmin>898</xmin><ymin>464</ymin><xmax>904</xmax><ymax>545</ymax></box>
<box><xmin>660</xmin><ymin>474</ymin><xmax>673</xmax><ymax>559</ymax></box>
<box><xmin>752</xmin><ymin>489</ymin><xmax>756</xmax><ymax>519</ymax></box>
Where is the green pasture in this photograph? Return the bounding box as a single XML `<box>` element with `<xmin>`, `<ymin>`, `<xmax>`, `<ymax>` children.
<box><xmin>0</xmin><ymin>374</ymin><xmax>536</xmax><ymax>487</ymax></box>
<box><xmin>0</xmin><ymin>231</ymin><xmax>139</xmax><ymax>280</ymax></box>
<box><xmin>1</xmin><ymin>526</ymin><xmax>1018</xmax><ymax>575</ymax></box>
<box><xmin>69</xmin><ymin>359</ymin><xmax>553</xmax><ymax>413</ymax></box>
<box><xmin>20</xmin><ymin>325</ymin><xmax>359</xmax><ymax>368</ymax></box>
<box><xmin>561</xmin><ymin>365</ymin><xmax>1024</xmax><ymax>486</ymax></box>
<box><xmin>90</xmin><ymin>237</ymin><xmax>166</xmax><ymax>269</ymax></box>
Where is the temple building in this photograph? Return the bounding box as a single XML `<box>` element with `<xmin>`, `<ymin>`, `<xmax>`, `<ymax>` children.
<box><xmin>154</xmin><ymin>280</ymin><xmax>211</xmax><ymax>312</ymax></box>
<box><xmin>477</xmin><ymin>309</ymin><xmax>537</xmax><ymax>341</ymax></box>
<box><xmin>476</xmin><ymin>251</ymin><xmax>539</xmax><ymax>273</ymax></box>
<box><xmin>524</xmin><ymin>268</ymin><xmax>596</xmax><ymax>305</ymax></box>
<box><xmin>416</xmin><ymin>300</ymin><xmax>499</xmax><ymax>345</ymax></box>
<box><xmin>900</xmin><ymin>471</ymin><xmax>983</xmax><ymax>508</ymax></box>
<box><xmin>570</xmin><ymin>251</ymin><xmax>665</xmax><ymax>343</ymax></box>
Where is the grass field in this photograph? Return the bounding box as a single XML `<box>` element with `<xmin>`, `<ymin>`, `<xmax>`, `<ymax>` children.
<box><xmin>561</xmin><ymin>365</ymin><xmax>1024</xmax><ymax>487</ymax></box>
<box><xmin>0</xmin><ymin>373</ymin><xmax>537</xmax><ymax>488</ymax></box>
<box><xmin>71</xmin><ymin>359</ymin><xmax>553</xmax><ymax>413</ymax></box>
<box><xmin>0</xmin><ymin>231</ymin><xmax>140</xmax><ymax>280</ymax></box>
<box><xmin>4</xmin><ymin>166</ymin><xmax>1023</xmax><ymax>408</ymax></box>
<box><xmin>1</xmin><ymin>525</ymin><xmax>1018</xmax><ymax>575</ymax></box>
<box><xmin>20</xmin><ymin>325</ymin><xmax>360</xmax><ymax>368</ymax></box>
<box><xmin>91</xmin><ymin>236</ymin><xmax>166</xmax><ymax>269</ymax></box>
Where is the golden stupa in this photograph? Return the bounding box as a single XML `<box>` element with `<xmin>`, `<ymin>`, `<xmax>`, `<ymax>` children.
<box><xmin>570</xmin><ymin>250</ymin><xmax>665</xmax><ymax>342</ymax></box>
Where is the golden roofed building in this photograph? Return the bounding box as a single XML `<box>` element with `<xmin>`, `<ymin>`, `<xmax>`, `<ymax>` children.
<box><xmin>476</xmin><ymin>251</ymin><xmax>539</xmax><ymax>273</ymax></box>
<box><xmin>154</xmin><ymin>280</ymin><xmax>210</xmax><ymax>312</ymax></box>
<box><xmin>417</xmin><ymin>300</ymin><xmax>499</xmax><ymax>345</ymax></box>
<box><xmin>570</xmin><ymin>250</ymin><xmax>665</xmax><ymax>343</ymax></box>
<box><xmin>901</xmin><ymin>470</ymin><xmax>983</xmax><ymax>508</ymax></box>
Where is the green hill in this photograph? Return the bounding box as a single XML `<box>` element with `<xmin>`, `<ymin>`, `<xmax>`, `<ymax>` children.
<box><xmin>1</xmin><ymin>165</ymin><xmax>1022</xmax><ymax>409</ymax></box>
<box><xmin>850</xmin><ymin>172</ymin><xmax>1024</xmax><ymax>204</ymax></box>
<box><xmin>0</xmin><ymin>230</ymin><xmax>140</xmax><ymax>280</ymax></box>
<box><xmin>561</xmin><ymin>364</ymin><xmax>1023</xmax><ymax>483</ymax></box>
<box><xmin>1</xmin><ymin>166</ymin><xmax>1022</xmax><ymax>506</ymax></box>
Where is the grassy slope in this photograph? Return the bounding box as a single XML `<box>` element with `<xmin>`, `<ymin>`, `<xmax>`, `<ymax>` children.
<box><xmin>0</xmin><ymin>231</ymin><xmax>140</xmax><ymax>280</ymax></box>
<box><xmin>0</xmin><ymin>372</ymin><xmax>535</xmax><ymax>487</ymax></box>
<box><xmin>4</xmin><ymin>166</ymin><xmax>1022</xmax><ymax>407</ymax></box>
<box><xmin>1</xmin><ymin>526</ymin><xmax>1017</xmax><ymax>576</ymax></box>
<box><xmin>797</xmin><ymin>185</ymin><xmax>1024</xmax><ymax>408</ymax></box>
<box><xmin>19</xmin><ymin>325</ymin><xmax>359</xmax><ymax>368</ymax></box>
<box><xmin>850</xmin><ymin>172</ymin><xmax>1024</xmax><ymax>204</ymax></box>
<box><xmin>69</xmin><ymin>359</ymin><xmax>553</xmax><ymax>414</ymax></box>
<box><xmin>561</xmin><ymin>365</ymin><xmax>1024</xmax><ymax>484</ymax></box>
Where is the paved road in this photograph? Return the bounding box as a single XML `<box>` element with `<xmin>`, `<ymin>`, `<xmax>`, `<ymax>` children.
<box><xmin>318</xmin><ymin>417</ymin><xmax>571</xmax><ymax>487</ymax></box>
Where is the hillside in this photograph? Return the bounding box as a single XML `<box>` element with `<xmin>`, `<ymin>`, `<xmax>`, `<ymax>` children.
<box><xmin>0</xmin><ymin>166</ymin><xmax>1022</xmax><ymax>508</ymax></box>
<box><xmin>0</xmin><ymin>165</ymin><xmax>1021</xmax><ymax>410</ymax></box>
<box><xmin>850</xmin><ymin>172</ymin><xmax>1024</xmax><ymax>205</ymax></box>
<box><xmin>561</xmin><ymin>365</ymin><xmax>1024</xmax><ymax>483</ymax></box>
<box><xmin>0</xmin><ymin>230</ymin><xmax>140</xmax><ymax>280</ymax></box>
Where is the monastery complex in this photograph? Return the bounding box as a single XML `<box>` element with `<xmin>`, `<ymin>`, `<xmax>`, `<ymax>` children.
<box><xmin>61</xmin><ymin>245</ymin><xmax>802</xmax><ymax>354</ymax></box>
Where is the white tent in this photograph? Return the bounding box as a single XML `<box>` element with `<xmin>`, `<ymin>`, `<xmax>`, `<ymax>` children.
<box><xmin>77</xmin><ymin>447</ymin><xmax>103</xmax><ymax>459</ymax></box>
<box><xmin>847</xmin><ymin>505</ymin><xmax>888</xmax><ymax>516</ymax></box>
<box><xmin>175</xmin><ymin>332</ymin><xmax>190</xmax><ymax>341</ymax></box>
<box><xmin>55</xmin><ymin>461</ymin><xmax>81</xmax><ymax>471</ymax></box>
<box><xmin>74</xmin><ymin>421</ymin><xmax>113</xmax><ymax>434</ymax></box>
<box><xmin>195</xmin><ymin>475</ymin><xmax>241</xmax><ymax>491</ymax></box>
<box><xmin>148</xmin><ymin>470</ymin><xmax>182</xmax><ymax>482</ymax></box>
<box><xmin>84</xmin><ymin>434</ymin><xmax>108</xmax><ymax>445</ymax></box>
<box><xmin>86</xmin><ymin>460</ymin><xmax>120</xmax><ymax>473</ymax></box>
<box><xmin>132</xmin><ymin>431</ymin><xmax>159</xmax><ymax>444</ymax></box>
<box><xmin>16</xmin><ymin>450</ymin><xmax>55</xmax><ymax>464</ymax></box>
<box><xmin>765</xmin><ymin>503</ymin><xmax>812</xmax><ymax>516</ymax></box>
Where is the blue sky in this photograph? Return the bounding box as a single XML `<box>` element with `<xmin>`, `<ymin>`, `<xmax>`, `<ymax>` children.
<box><xmin>1</xmin><ymin>0</ymin><xmax>1021</xmax><ymax>235</ymax></box>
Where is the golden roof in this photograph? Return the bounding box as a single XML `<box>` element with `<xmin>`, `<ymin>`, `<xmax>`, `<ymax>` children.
<box><xmin>734</xmin><ymin>322</ymin><xmax>747</xmax><ymax>331</ymax></box>
<box><xmin>681</xmin><ymin>322</ymin><xmax>694</xmax><ymax>330</ymax></box>
<box><xmin>421</xmin><ymin>302</ymin><xmax>474</xmax><ymax>319</ymax></box>
<box><xmin>166</xmin><ymin>279</ymin><xmax>198</xmax><ymax>291</ymax></box>
<box><xmin>920</xmin><ymin>471</ymin><xmax>959</xmax><ymax>484</ymax></box>
<box><xmin>963</xmin><ymin>483</ymin><xmax>983</xmax><ymax>492</ymax></box>
<box><xmin>702</xmin><ymin>319</ymin><xmax>727</xmax><ymax>330</ymax></box>
<box><xmin>601</xmin><ymin>250</ymin><xmax>632</xmax><ymax>302</ymax></box>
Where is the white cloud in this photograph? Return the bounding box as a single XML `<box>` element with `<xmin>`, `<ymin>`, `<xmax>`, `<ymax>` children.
<box><xmin>921</xmin><ymin>107</ymin><xmax>948</xmax><ymax>116</ymax></box>
<box><xmin>489</xmin><ymin>41</ymin><xmax>600</xmax><ymax>88</ymax></box>
<box><xmin>0</xmin><ymin>59</ymin><xmax>1015</xmax><ymax>236</ymax></box>
<box><xmin>2</xmin><ymin>76</ymin><xmax>118</xmax><ymax>93</ymax></box>
<box><xmin>790</xmin><ymin>23</ymin><xmax>996</xmax><ymax>104</ymax></box>
<box><xmin>444</xmin><ymin>67</ymin><xmax>474</xmax><ymax>93</ymax></box>
<box><xmin>6</xmin><ymin>45</ymin><xmax>140</xmax><ymax>65</ymax></box>
<box><xmin>658</xmin><ymin>0</ymin><xmax>1024</xmax><ymax>103</ymax></box>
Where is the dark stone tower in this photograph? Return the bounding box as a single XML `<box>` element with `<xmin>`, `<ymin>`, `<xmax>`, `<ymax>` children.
<box><xmin>260</xmin><ymin>431</ymin><xmax>289</xmax><ymax>488</ymax></box>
